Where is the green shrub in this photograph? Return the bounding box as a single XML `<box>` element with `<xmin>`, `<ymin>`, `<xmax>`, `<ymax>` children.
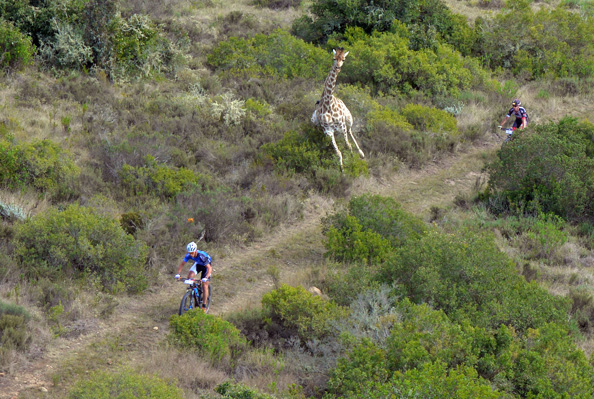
<box><xmin>37</xmin><ymin>19</ymin><xmax>93</xmax><ymax>70</ymax></box>
<box><xmin>401</xmin><ymin>104</ymin><xmax>458</xmax><ymax>135</ymax></box>
<box><xmin>516</xmin><ymin>214</ymin><xmax>568</xmax><ymax>262</ymax></box>
<box><xmin>326</xmin><ymin>27</ymin><xmax>477</xmax><ymax>98</ymax></box>
<box><xmin>296</xmin><ymin>0</ymin><xmax>477</xmax><ymax>55</ymax></box>
<box><xmin>261</xmin><ymin>284</ymin><xmax>349</xmax><ymax>341</ymax></box>
<box><xmin>485</xmin><ymin>118</ymin><xmax>594</xmax><ymax>223</ymax></box>
<box><xmin>478</xmin><ymin>323</ymin><xmax>594</xmax><ymax>397</ymax></box>
<box><xmin>0</xmin><ymin>300</ymin><xmax>32</xmax><ymax>371</ymax></box>
<box><xmin>118</xmin><ymin>155</ymin><xmax>201</xmax><ymax>200</ymax></box>
<box><xmin>207</xmin><ymin>29</ymin><xmax>328</xmax><ymax>80</ymax></box>
<box><xmin>216</xmin><ymin>381</ymin><xmax>275</xmax><ymax>399</ymax></box>
<box><xmin>109</xmin><ymin>14</ymin><xmax>185</xmax><ymax>81</ymax></box>
<box><xmin>0</xmin><ymin>18</ymin><xmax>35</xmax><ymax>71</ymax></box>
<box><xmin>324</xmin><ymin>215</ymin><xmax>393</xmax><ymax>264</ymax></box>
<box><xmin>323</xmin><ymin>195</ymin><xmax>427</xmax><ymax>261</ymax></box>
<box><xmin>476</xmin><ymin>2</ymin><xmax>594</xmax><ymax>79</ymax></box>
<box><xmin>14</xmin><ymin>204</ymin><xmax>149</xmax><ymax>293</ymax></box>
<box><xmin>326</xmin><ymin>339</ymin><xmax>389</xmax><ymax>397</ymax></box>
<box><xmin>67</xmin><ymin>368</ymin><xmax>184</xmax><ymax>399</ymax></box>
<box><xmin>0</xmin><ymin>138</ymin><xmax>80</xmax><ymax>200</ymax></box>
<box><xmin>386</xmin><ymin>300</ymin><xmax>476</xmax><ymax>372</ymax></box>
<box><xmin>376</xmin><ymin>361</ymin><xmax>501</xmax><ymax>399</ymax></box>
<box><xmin>169</xmin><ymin>310</ymin><xmax>247</xmax><ymax>364</ymax></box>
<box><xmin>379</xmin><ymin>229</ymin><xmax>570</xmax><ymax>332</ymax></box>
<box><xmin>260</xmin><ymin>125</ymin><xmax>368</xmax><ymax>183</ymax></box>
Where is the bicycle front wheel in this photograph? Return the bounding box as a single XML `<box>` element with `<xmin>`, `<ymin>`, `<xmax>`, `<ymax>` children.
<box><xmin>179</xmin><ymin>290</ymin><xmax>195</xmax><ymax>316</ymax></box>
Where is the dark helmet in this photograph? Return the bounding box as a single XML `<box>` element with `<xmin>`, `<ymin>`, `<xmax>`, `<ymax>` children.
<box><xmin>512</xmin><ymin>99</ymin><xmax>521</xmax><ymax>106</ymax></box>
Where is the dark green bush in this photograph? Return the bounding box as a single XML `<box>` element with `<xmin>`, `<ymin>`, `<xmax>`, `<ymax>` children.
<box><xmin>0</xmin><ymin>137</ymin><xmax>80</xmax><ymax>200</ymax></box>
<box><xmin>295</xmin><ymin>0</ymin><xmax>477</xmax><ymax>54</ymax></box>
<box><xmin>0</xmin><ymin>18</ymin><xmax>35</xmax><ymax>71</ymax></box>
<box><xmin>169</xmin><ymin>309</ymin><xmax>247</xmax><ymax>364</ymax></box>
<box><xmin>485</xmin><ymin>118</ymin><xmax>594</xmax><ymax>223</ymax></box>
<box><xmin>119</xmin><ymin>212</ymin><xmax>145</xmax><ymax>236</ymax></box>
<box><xmin>261</xmin><ymin>284</ymin><xmax>349</xmax><ymax>341</ymax></box>
<box><xmin>14</xmin><ymin>204</ymin><xmax>149</xmax><ymax>293</ymax></box>
<box><xmin>67</xmin><ymin>368</ymin><xmax>184</xmax><ymax>399</ymax></box>
<box><xmin>207</xmin><ymin>29</ymin><xmax>328</xmax><ymax>80</ymax></box>
<box><xmin>379</xmin><ymin>229</ymin><xmax>570</xmax><ymax>332</ymax></box>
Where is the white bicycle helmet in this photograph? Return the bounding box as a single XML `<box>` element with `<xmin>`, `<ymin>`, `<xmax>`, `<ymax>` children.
<box><xmin>187</xmin><ymin>242</ymin><xmax>197</xmax><ymax>253</ymax></box>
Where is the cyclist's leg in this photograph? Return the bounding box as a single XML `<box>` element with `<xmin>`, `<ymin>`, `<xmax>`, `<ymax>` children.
<box><xmin>198</xmin><ymin>265</ymin><xmax>210</xmax><ymax>309</ymax></box>
<box><xmin>188</xmin><ymin>263</ymin><xmax>198</xmax><ymax>280</ymax></box>
<box><xmin>512</xmin><ymin>119</ymin><xmax>522</xmax><ymax>130</ymax></box>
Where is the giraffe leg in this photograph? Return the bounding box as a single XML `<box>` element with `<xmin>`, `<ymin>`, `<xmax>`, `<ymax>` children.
<box><xmin>342</xmin><ymin>127</ymin><xmax>353</xmax><ymax>153</ymax></box>
<box><xmin>328</xmin><ymin>131</ymin><xmax>343</xmax><ymax>171</ymax></box>
<box><xmin>347</xmin><ymin>122</ymin><xmax>365</xmax><ymax>158</ymax></box>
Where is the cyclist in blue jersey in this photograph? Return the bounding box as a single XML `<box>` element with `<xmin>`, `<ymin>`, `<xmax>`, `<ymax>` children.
<box><xmin>175</xmin><ymin>241</ymin><xmax>212</xmax><ymax>311</ymax></box>
<box><xmin>499</xmin><ymin>99</ymin><xmax>528</xmax><ymax>131</ymax></box>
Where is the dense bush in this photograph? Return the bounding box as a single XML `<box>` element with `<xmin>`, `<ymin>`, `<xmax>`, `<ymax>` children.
<box><xmin>0</xmin><ymin>0</ymin><xmax>184</xmax><ymax>78</ymax></box>
<box><xmin>485</xmin><ymin>117</ymin><xmax>594</xmax><ymax>223</ymax></box>
<box><xmin>13</xmin><ymin>204</ymin><xmax>149</xmax><ymax>293</ymax></box>
<box><xmin>169</xmin><ymin>309</ymin><xmax>247</xmax><ymax>363</ymax></box>
<box><xmin>118</xmin><ymin>155</ymin><xmax>201</xmax><ymax>200</ymax></box>
<box><xmin>207</xmin><ymin>29</ymin><xmax>328</xmax><ymax>80</ymax></box>
<box><xmin>326</xmin><ymin>27</ymin><xmax>487</xmax><ymax>98</ymax></box>
<box><xmin>293</xmin><ymin>0</ymin><xmax>477</xmax><ymax>54</ymax></box>
<box><xmin>67</xmin><ymin>368</ymin><xmax>184</xmax><ymax>399</ymax></box>
<box><xmin>327</xmin><ymin>297</ymin><xmax>594</xmax><ymax>397</ymax></box>
<box><xmin>0</xmin><ymin>18</ymin><xmax>35</xmax><ymax>71</ymax></box>
<box><xmin>260</xmin><ymin>125</ymin><xmax>368</xmax><ymax>186</ymax></box>
<box><xmin>476</xmin><ymin>2</ymin><xmax>594</xmax><ymax>79</ymax></box>
<box><xmin>379</xmin><ymin>229</ymin><xmax>570</xmax><ymax>332</ymax></box>
<box><xmin>109</xmin><ymin>14</ymin><xmax>187</xmax><ymax>81</ymax></box>
<box><xmin>324</xmin><ymin>195</ymin><xmax>427</xmax><ymax>263</ymax></box>
<box><xmin>261</xmin><ymin>284</ymin><xmax>349</xmax><ymax>341</ymax></box>
<box><xmin>0</xmin><ymin>137</ymin><xmax>80</xmax><ymax>200</ymax></box>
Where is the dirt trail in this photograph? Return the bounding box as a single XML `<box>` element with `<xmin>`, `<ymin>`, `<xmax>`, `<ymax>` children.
<box><xmin>0</xmin><ymin>135</ymin><xmax>499</xmax><ymax>399</ymax></box>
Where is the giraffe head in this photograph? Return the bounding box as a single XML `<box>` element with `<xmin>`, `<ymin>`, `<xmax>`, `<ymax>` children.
<box><xmin>333</xmin><ymin>47</ymin><xmax>349</xmax><ymax>69</ymax></box>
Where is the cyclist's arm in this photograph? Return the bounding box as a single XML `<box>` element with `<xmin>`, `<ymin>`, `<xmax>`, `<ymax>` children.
<box><xmin>176</xmin><ymin>260</ymin><xmax>186</xmax><ymax>276</ymax></box>
<box><xmin>521</xmin><ymin>117</ymin><xmax>527</xmax><ymax>129</ymax></box>
<box><xmin>499</xmin><ymin>116</ymin><xmax>510</xmax><ymax>127</ymax></box>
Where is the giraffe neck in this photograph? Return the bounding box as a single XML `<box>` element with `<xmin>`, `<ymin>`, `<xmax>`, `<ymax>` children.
<box><xmin>322</xmin><ymin>63</ymin><xmax>341</xmax><ymax>106</ymax></box>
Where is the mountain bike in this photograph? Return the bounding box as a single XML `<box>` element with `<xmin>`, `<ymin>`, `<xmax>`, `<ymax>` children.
<box><xmin>179</xmin><ymin>279</ymin><xmax>211</xmax><ymax>315</ymax></box>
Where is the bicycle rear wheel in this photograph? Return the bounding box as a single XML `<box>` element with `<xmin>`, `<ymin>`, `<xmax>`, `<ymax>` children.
<box><xmin>179</xmin><ymin>290</ymin><xmax>195</xmax><ymax>315</ymax></box>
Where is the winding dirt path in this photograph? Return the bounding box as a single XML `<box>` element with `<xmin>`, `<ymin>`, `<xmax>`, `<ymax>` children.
<box><xmin>0</xmin><ymin>135</ymin><xmax>499</xmax><ymax>399</ymax></box>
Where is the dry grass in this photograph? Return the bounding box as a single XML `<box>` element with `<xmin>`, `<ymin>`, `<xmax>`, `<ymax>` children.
<box><xmin>138</xmin><ymin>349</ymin><xmax>228</xmax><ymax>397</ymax></box>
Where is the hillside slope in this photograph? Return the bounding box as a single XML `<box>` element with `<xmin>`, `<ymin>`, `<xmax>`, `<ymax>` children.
<box><xmin>0</xmin><ymin>132</ymin><xmax>500</xmax><ymax>399</ymax></box>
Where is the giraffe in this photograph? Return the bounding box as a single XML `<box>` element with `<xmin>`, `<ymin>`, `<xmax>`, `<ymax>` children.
<box><xmin>311</xmin><ymin>47</ymin><xmax>364</xmax><ymax>171</ymax></box>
